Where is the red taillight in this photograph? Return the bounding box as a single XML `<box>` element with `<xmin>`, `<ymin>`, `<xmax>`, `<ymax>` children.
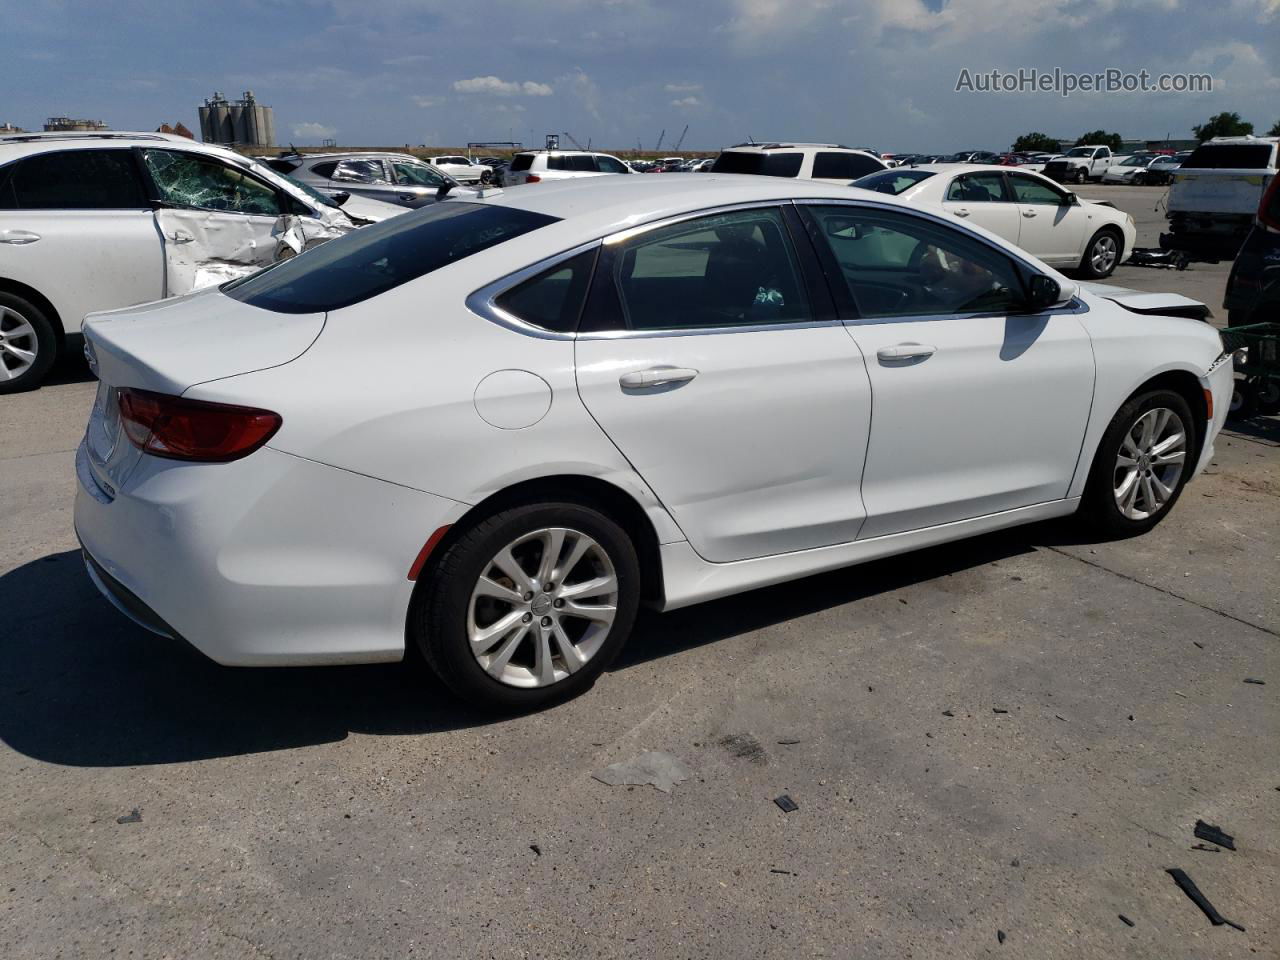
<box><xmin>117</xmin><ymin>388</ymin><xmax>282</xmax><ymax>462</ymax></box>
<box><xmin>1259</xmin><ymin>174</ymin><xmax>1280</xmax><ymax>231</ymax></box>
<box><xmin>525</xmin><ymin>174</ymin><xmax>541</xmax><ymax>183</ymax></box>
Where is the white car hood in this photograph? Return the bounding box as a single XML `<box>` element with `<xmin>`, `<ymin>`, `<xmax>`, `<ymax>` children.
<box><xmin>334</xmin><ymin>194</ymin><xmax>412</xmax><ymax>223</ymax></box>
<box><xmin>1078</xmin><ymin>282</ymin><xmax>1209</xmax><ymax>317</ymax></box>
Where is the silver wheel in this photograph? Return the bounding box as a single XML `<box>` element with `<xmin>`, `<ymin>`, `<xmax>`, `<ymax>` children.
<box><xmin>1113</xmin><ymin>407</ymin><xmax>1186</xmax><ymax>520</ymax></box>
<box><xmin>467</xmin><ymin>527</ymin><xmax>618</xmax><ymax>689</ymax></box>
<box><xmin>0</xmin><ymin>305</ymin><xmax>39</xmax><ymax>383</ymax></box>
<box><xmin>1090</xmin><ymin>234</ymin><xmax>1118</xmax><ymax>275</ymax></box>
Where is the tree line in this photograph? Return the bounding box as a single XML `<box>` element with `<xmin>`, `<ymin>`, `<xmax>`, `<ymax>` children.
<box><xmin>1010</xmin><ymin>112</ymin><xmax>1280</xmax><ymax>154</ymax></box>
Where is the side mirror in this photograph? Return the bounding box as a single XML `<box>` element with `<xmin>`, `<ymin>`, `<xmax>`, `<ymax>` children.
<box><xmin>1061</xmin><ymin>191</ymin><xmax>1079</xmax><ymax>206</ymax></box>
<box><xmin>330</xmin><ymin>191</ymin><xmax>351</xmax><ymax>207</ymax></box>
<box><xmin>1026</xmin><ymin>275</ymin><xmax>1062</xmax><ymax>311</ymax></box>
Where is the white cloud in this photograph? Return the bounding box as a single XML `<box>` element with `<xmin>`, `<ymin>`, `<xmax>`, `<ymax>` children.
<box><xmin>452</xmin><ymin>75</ymin><xmax>553</xmax><ymax>96</ymax></box>
<box><xmin>412</xmin><ymin>95</ymin><xmax>445</xmax><ymax>108</ymax></box>
<box><xmin>664</xmin><ymin>82</ymin><xmax>702</xmax><ymax>93</ymax></box>
<box><xmin>291</xmin><ymin>122</ymin><xmax>336</xmax><ymax>140</ymax></box>
<box><xmin>670</xmin><ymin>95</ymin><xmax>702</xmax><ymax>108</ymax></box>
<box><xmin>384</xmin><ymin>53</ymin><xmax>430</xmax><ymax>66</ymax></box>
<box><xmin>556</xmin><ymin>68</ymin><xmax>602</xmax><ymax>121</ymax></box>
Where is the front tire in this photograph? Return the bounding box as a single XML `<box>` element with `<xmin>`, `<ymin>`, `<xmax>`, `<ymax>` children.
<box><xmin>1079</xmin><ymin>228</ymin><xmax>1123</xmax><ymax>279</ymax></box>
<box><xmin>413</xmin><ymin>502</ymin><xmax>641</xmax><ymax>711</ymax></box>
<box><xmin>1074</xmin><ymin>168</ymin><xmax>1087</xmax><ymax>185</ymax></box>
<box><xmin>0</xmin><ymin>292</ymin><xmax>57</xmax><ymax>394</ymax></box>
<box><xmin>1079</xmin><ymin>389</ymin><xmax>1194</xmax><ymax>537</ymax></box>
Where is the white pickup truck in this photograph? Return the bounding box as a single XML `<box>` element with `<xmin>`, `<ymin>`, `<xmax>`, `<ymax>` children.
<box><xmin>1162</xmin><ymin>136</ymin><xmax>1279</xmax><ymax>257</ymax></box>
<box><xmin>1042</xmin><ymin>145</ymin><xmax>1115</xmax><ymax>184</ymax></box>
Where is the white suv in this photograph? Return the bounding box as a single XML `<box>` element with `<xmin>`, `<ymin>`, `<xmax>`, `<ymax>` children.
<box><xmin>0</xmin><ymin>131</ymin><xmax>402</xmax><ymax>392</ymax></box>
<box><xmin>710</xmin><ymin>143</ymin><xmax>887</xmax><ymax>183</ymax></box>
<box><xmin>504</xmin><ymin>150</ymin><xmax>633</xmax><ymax>186</ymax></box>
<box><xmin>427</xmin><ymin>155</ymin><xmax>490</xmax><ymax>184</ymax></box>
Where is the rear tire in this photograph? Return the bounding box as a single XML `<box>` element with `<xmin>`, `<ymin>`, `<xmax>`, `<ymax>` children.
<box><xmin>0</xmin><ymin>292</ymin><xmax>57</xmax><ymax>394</ymax></box>
<box><xmin>1078</xmin><ymin>389</ymin><xmax>1195</xmax><ymax>537</ymax></box>
<box><xmin>412</xmin><ymin>501</ymin><xmax>641</xmax><ymax>712</ymax></box>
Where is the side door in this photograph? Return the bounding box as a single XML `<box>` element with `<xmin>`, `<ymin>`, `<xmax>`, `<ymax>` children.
<box><xmin>574</xmin><ymin>205</ymin><xmax>874</xmax><ymax>563</ymax></box>
<box><xmin>330</xmin><ymin>157</ymin><xmax>394</xmax><ymax>203</ymax></box>
<box><xmin>1092</xmin><ymin>148</ymin><xmax>1111</xmax><ymax>178</ymax></box>
<box><xmin>140</xmin><ymin>148</ymin><xmax>295</xmax><ymax>293</ymax></box>
<box><xmin>940</xmin><ymin>171</ymin><xmax>1021</xmax><ymax>245</ymax></box>
<box><xmin>1006</xmin><ymin>172</ymin><xmax>1086</xmax><ymax>264</ymax></box>
<box><xmin>387</xmin><ymin>158</ymin><xmax>452</xmax><ymax>207</ymax></box>
<box><xmin>797</xmin><ymin>202</ymin><xmax>1094</xmax><ymax>539</ymax></box>
<box><xmin>0</xmin><ymin>148</ymin><xmax>163</xmax><ymax>335</ymax></box>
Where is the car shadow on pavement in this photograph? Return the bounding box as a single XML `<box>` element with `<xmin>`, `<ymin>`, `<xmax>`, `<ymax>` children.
<box><xmin>1</xmin><ymin>523</ymin><xmax>1088</xmax><ymax>768</ymax></box>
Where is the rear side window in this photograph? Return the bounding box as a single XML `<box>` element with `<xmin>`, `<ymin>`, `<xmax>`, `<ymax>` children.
<box><xmin>852</xmin><ymin>169</ymin><xmax>936</xmax><ymax>195</ymax></box>
<box><xmin>494</xmin><ymin>249</ymin><xmax>597</xmax><ymax>333</ymax></box>
<box><xmin>0</xmin><ymin>150</ymin><xmax>148</xmax><ymax>209</ymax></box>
<box><xmin>812</xmin><ymin>152</ymin><xmax>883</xmax><ymax>180</ymax></box>
<box><xmin>1183</xmin><ymin>144</ymin><xmax>1275</xmax><ymax>169</ymax></box>
<box><xmin>710</xmin><ymin>151</ymin><xmax>803</xmax><ymax>178</ymax></box>
<box><xmin>509</xmin><ymin>154</ymin><xmax>535</xmax><ymax>172</ymax></box>
<box><xmin>310</xmin><ymin>161</ymin><xmax>338</xmax><ymax>179</ymax></box>
<box><xmin>225</xmin><ymin>202</ymin><xmax>559</xmax><ymax>313</ymax></box>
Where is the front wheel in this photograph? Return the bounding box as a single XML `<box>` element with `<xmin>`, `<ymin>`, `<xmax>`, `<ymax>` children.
<box><xmin>1079</xmin><ymin>390</ymin><xmax>1194</xmax><ymax>537</ymax></box>
<box><xmin>1074</xmin><ymin>168</ymin><xmax>1087</xmax><ymax>184</ymax></box>
<box><xmin>1078</xmin><ymin>228</ymin><xmax>1123</xmax><ymax>279</ymax></box>
<box><xmin>413</xmin><ymin>502</ymin><xmax>641</xmax><ymax>711</ymax></box>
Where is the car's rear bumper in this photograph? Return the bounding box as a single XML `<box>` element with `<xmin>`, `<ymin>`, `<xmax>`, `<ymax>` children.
<box><xmin>74</xmin><ymin>441</ymin><xmax>461</xmax><ymax>666</ymax></box>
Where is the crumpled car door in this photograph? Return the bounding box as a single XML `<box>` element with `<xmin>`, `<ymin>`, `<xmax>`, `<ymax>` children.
<box><xmin>142</xmin><ymin>148</ymin><xmax>350</xmax><ymax>294</ymax></box>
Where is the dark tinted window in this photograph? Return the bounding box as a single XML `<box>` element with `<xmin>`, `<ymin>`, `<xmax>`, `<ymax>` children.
<box><xmin>225</xmin><ymin>202</ymin><xmax>559</xmax><ymax>314</ymax></box>
<box><xmin>1183</xmin><ymin>144</ymin><xmax>1274</xmax><ymax>169</ymax></box>
<box><xmin>494</xmin><ymin>249</ymin><xmax>597</xmax><ymax>333</ymax></box>
<box><xmin>812</xmin><ymin>152</ymin><xmax>883</xmax><ymax>180</ymax></box>
<box><xmin>852</xmin><ymin>169</ymin><xmax>936</xmax><ymax>195</ymax></box>
<box><xmin>0</xmin><ymin>150</ymin><xmax>147</xmax><ymax>209</ymax></box>
<box><xmin>143</xmin><ymin>149</ymin><xmax>283</xmax><ymax>216</ymax></box>
<box><xmin>710</xmin><ymin>151</ymin><xmax>804</xmax><ymax>178</ymax></box>
<box><xmin>310</xmin><ymin>161</ymin><xmax>338</xmax><ymax>179</ymax></box>
<box><xmin>509</xmin><ymin>154</ymin><xmax>535</xmax><ymax>172</ymax></box>
<box><xmin>611</xmin><ymin>207</ymin><xmax>811</xmax><ymax>330</ymax></box>
<box><xmin>804</xmin><ymin>205</ymin><xmax>1024</xmax><ymax>319</ymax></box>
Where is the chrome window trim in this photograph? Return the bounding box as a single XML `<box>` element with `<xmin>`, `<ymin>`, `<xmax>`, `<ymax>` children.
<box><xmin>465</xmin><ymin>239</ymin><xmax>602</xmax><ymax>341</ymax></box>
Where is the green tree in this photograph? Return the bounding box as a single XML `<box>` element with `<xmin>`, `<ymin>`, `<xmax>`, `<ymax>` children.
<box><xmin>1074</xmin><ymin>130</ymin><xmax>1123</xmax><ymax>152</ymax></box>
<box><xmin>1012</xmin><ymin>132</ymin><xmax>1060</xmax><ymax>153</ymax></box>
<box><xmin>1268</xmin><ymin>119</ymin><xmax>1280</xmax><ymax>137</ymax></box>
<box><xmin>1192</xmin><ymin>112</ymin><xmax>1253</xmax><ymax>142</ymax></box>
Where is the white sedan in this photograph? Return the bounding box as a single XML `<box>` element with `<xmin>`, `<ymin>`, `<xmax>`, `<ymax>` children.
<box><xmin>854</xmin><ymin>164</ymin><xmax>1137</xmax><ymax>279</ymax></box>
<box><xmin>75</xmin><ymin>175</ymin><xmax>1231</xmax><ymax>710</ymax></box>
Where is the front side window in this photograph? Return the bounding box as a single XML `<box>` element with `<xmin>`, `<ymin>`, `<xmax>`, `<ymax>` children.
<box><xmin>610</xmin><ymin>207</ymin><xmax>811</xmax><ymax>331</ymax></box>
<box><xmin>709</xmin><ymin>151</ymin><xmax>803</xmax><ymax>178</ymax></box>
<box><xmin>143</xmin><ymin>150</ymin><xmax>283</xmax><ymax>216</ymax></box>
<box><xmin>224</xmin><ymin>202</ymin><xmax>558</xmax><ymax>314</ymax></box>
<box><xmin>0</xmin><ymin>149</ymin><xmax>148</xmax><ymax>210</ymax></box>
<box><xmin>945</xmin><ymin>173</ymin><xmax>1008</xmax><ymax>202</ymax></box>
<box><xmin>812</xmin><ymin>152</ymin><xmax>884</xmax><ymax>180</ymax></box>
<box><xmin>1007</xmin><ymin>174</ymin><xmax>1067</xmax><ymax>205</ymax></box>
<box><xmin>494</xmin><ymin>249</ymin><xmax>597</xmax><ymax>333</ymax></box>
<box><xmin>803</xmin><ymin>205</ymin><xmax>1025</xmax><ymax>319</ymax></box>
<box><xmin>391</xmin><ymin>161</ymin><xmax>447</xmax><ymax>187</ymax></box>
<box><xmin>594</xmin><ymin>155</ymin><xmax>629</xmax><ymax>174</ymax></box>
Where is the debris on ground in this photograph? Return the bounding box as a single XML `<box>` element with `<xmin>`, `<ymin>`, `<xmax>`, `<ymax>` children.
<box><xmin>115</xmin><ymin>808</ymin><xmax>142</xmax><ymax>824</ymax></box>
<box><xmin>1243</xmin><ymin>678</ymin><xmax>1265</xmax><ymax>685</ymax></box>
<box><xmin>1119</xmin><ymin>914</ymin><xmax>1135</xmax><ymax>927</ymax></box>
<box><xmin>773</xmin><ymin>794</ymin><xmax>799</xmax><ymax>813</ymax></box>
<box><xmin>1194</xmin><ymin>820</ymin><xmax>1236</xmax><ymax>850</ymax></box>
<box><xmin>592</xmin><ymin>751</ymin><xmax>694</xmax><ymax>794</ymax></box>
<box><xmin>720</xmin><ymin>733</ymin><xmax>769</xmax><ymax>764</ymax></box>
<box><xmin>769</xmin><ymin>868</ymin><xmax>794</xmax><ymax>875</ymax></box>
<box><xmin>529</xmin><ymin>844</ymin><xmax>541</xmax><ymax>857</ymax></box>
<box><xmin>1010</xmin><ymin>858</ymin><xmax>1020</xmax><ymax>867</ymax></box>
<box><xmin>997</xmin><ymin>929</ymin><xmax>1006</xmax><ymax>944</ymax></box>
<box><xmin>1193</xmin><ymin>641</ymin><xmax>1205</xmax><ymax>649</ymax></box>
<box><xmin>1191</xmin><ymin>843</ymin><xmax>1220</xmax><ymax>852</ymax></box>
<box><xmin>776</xmin><ymin>739</ymin><xmax>802</xmax><ymax>746</ymax></box>
<box><xmin>942</xmin><ymin>710</ymin><xmax>955</xmax><ymax>717</ymax></box>
<box><xmin>1166</xmin><ymin>868</ymin><xmax>1246</xmax><ymax>931</ymax></box>
<box><xmin>993</xmin><ymin>708</ymin><xmax>1009</xmax><ymax>714</ymax></box>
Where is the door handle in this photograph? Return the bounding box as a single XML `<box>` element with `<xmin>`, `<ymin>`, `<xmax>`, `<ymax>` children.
<box><xmin>876</xmin><ymin>343</ymin><xmax>936</xmax><ymax>362</ymax></box>
<box><xmin>398</xmin><ymin>194</ymin><xmax>416</xmax><ymax>201</ymax></box>
<box><xmin>169</xmin><ymin>230</ymin><xmax>195</xmax><ymax>244</ymax></box>
<box><xmin>953</xmin><ymin>208</ymin><xmax>971</xmax><ymax>217</ymax></box>
<box><xmin>1022</xmin><ymin>209</ymin><xmax>1038</xmax><ymax>218</ymax></box>
<box><xmin>0</xmin><ymin>230</ymin><xmax>40</xmax><ymax>245</ymax></box>
<box><xmin>619</xmin><ymin>366</ymin><xmax>698</xmax><ymax>389</ymax></box>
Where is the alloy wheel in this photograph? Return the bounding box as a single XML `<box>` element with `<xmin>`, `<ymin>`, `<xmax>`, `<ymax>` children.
<box><xmin>467</xmin><ymin>527</ymin><xmax>619</xmax><ymax>688</ymax></box>
<box><xmin>0</xmin><ymin>305</ymin><xmax>38</xmax><ymax>383</ymax></box>
<box><xmin>1113</xmin><ymin>407</ymin><xmax>1186</xmax><ymax>520</ymax></box>
<box><xmin>1090</xmin><ymin>234</ymin><xmax>1118</xmax><ymax>275</ymax></box>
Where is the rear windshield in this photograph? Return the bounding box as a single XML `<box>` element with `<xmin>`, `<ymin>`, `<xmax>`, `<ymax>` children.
<box><xmin>852</xmin><ymin>169</ymin><xmax>936</xmax><ymax>195</ymax></box>
<box><xmin>224</xmin><ymin>202</ymin><xmax>558</xmax><ymax>314</ymax></box>
<box><xmin>509</xmin><ymin>154</ymin><xmax>534</xmax><ymax>172</ymax></box>
<box><xmin>710</xmin><ymin>151</ymin><xmax>803</xmax><ymax>178</ymax></box>
<box><xmin>1183</xmin><ymin>144</ymin><xmax>1275</xmax><ymax>169</ymax></box>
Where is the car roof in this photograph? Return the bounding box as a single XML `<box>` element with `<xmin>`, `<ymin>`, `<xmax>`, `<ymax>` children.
<box><xmin>291</xmin><ymin>152</ymin><xmax>423</xmax><ymax>163</ymax></box>
<box><xmin>721</xmin><ymin>143</ymin><xmax>858</xmax><ymax>153</ymax></box>
<box><xmin>896</xmin><ymin>163</ymin><xmax>1023</xmax><ymax>176</ymax></box>
<box><xmin>515</xmin><ymin>149</ymin><xmax>613</xmax><ymax>156</ymax></box>
<box><xmin>0</xmin><ymin>130</ymin><xmax>236</xmax><ymax>161</ymax></box>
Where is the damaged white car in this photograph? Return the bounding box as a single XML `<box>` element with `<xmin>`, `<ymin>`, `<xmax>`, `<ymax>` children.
<box><xmin>0</xmin><ymin>131</ymin><xmax>407</xmax><ymax>392</ymax></box>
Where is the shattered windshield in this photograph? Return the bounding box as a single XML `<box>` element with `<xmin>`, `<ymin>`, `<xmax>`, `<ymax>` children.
<box><xmin>246</xmin><ymin>158</ymin><xmax>338</xmax><ymax>210</ymax></box>
<box><xmin>143</xmin><ymin>149</ymin><xmax>282</xmax><ymax>216</ymax></box>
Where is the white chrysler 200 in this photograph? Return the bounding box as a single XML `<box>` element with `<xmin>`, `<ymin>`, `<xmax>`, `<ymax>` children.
<box><xmin>75</xmin><ymin>175</ymin><xmax>1232</xmax><ymax>710</ymax></box>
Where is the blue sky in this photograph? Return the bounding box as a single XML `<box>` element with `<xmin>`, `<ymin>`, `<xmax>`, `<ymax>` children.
<box><xmin>4</xmin><ymin>0</ymin><xmax>1278</xmax><ymax>151</ymax></box>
